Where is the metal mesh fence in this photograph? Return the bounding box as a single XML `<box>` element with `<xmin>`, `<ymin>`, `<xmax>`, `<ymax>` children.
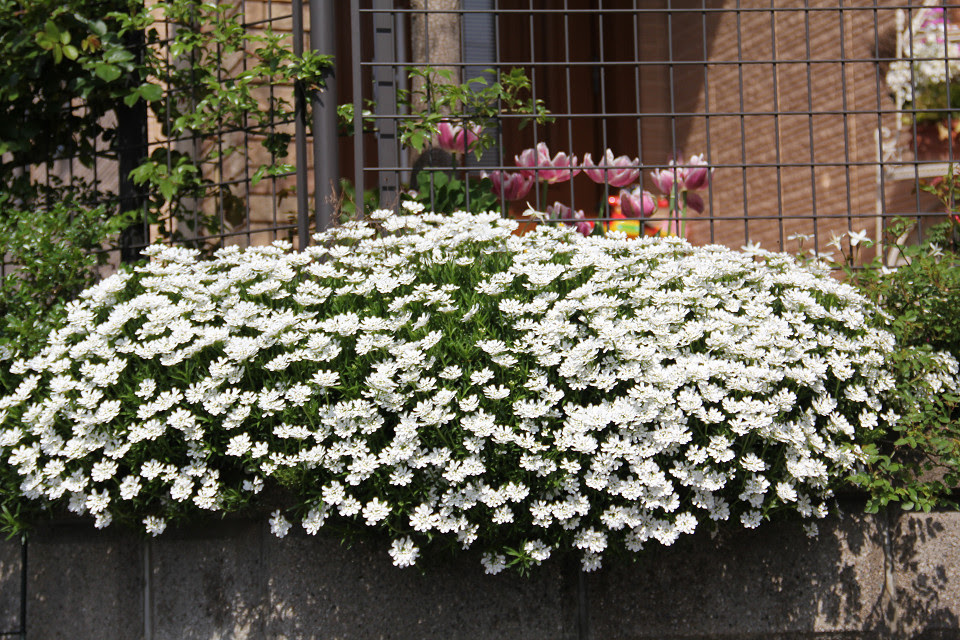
<box><xmin>350</xmin><ymin>1</ymin><xmax>960</xmax><ymax>261</ymax></box>
<box><xmin>1</xmin><ymin>0</ymin><xmax>311</xmax><ymax>275</ymax></box>
<box><xmin>7</xmin><ymin>1</ymin><xmax>960</xmax><ymax>263</ymax></box>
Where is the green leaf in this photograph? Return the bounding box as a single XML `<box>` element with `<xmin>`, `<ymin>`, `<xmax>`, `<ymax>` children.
<box><xmin>94</xmin><ymin>63</ymin><xmax>121</xmax><ymax>82</ymax></box>
<box><xmin>250</xmin><ymin>165</ymin><xmax>268</xmax><ymax>187</ymax></box>
<box><xmin>138</xmin><ymin>83</ymin><xmax>163</xmax><ymax>102</ymax></box>
<box><xmin>407</xmin><ymin>131</ymin><xmax>426</xmax><ymax>153</ymax></box>
<box><xmin>104</xmin><ymin>47</ymin><xmax>134</xmax><ymax>64</ymax></box>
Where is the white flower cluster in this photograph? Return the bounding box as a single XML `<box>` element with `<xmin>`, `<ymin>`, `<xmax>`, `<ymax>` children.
<box><xmin>0</xmin><ymin>211</ymin><xmax>896</xmax><ymax>573</ymax></box>
<box><xmin>886</xmin><ymin>8</ymin><xmax>960</xmax><ymax>113</ymax></box>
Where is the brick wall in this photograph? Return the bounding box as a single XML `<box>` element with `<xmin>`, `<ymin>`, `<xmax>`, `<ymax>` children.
<box><xmin>673</xmin><ymin>1</ymin><xmax>940</xmax><ymax>256</ymax></box>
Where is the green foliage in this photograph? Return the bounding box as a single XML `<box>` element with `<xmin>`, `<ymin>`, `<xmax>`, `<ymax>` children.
<box><xmin>397</xmin><ymin>66</ymin><xmax>553</xmax><ymax>158</ymax></box>
<box><xmin>336</xmin><ymin>178</ymin><xmax>380</xmax><ymax>222</ymax></box>
<box><xmin>0</xmin><ymin>0</ymin><xmax>333</xmax><ymax>246</ymax></box>
<box><xmin>843</xmin><ymin>216</ymin><xmax>960</xmax><ymax>512</ymax></box>
<box><xmin>408</xmin><ymin>171</ymin><xmax>500</xmax><ymax>215</ymax></box>
<box><xmin>0</xmin><ymin>198</ymin><xmax>133</xmax><ymax>380</ymax></box>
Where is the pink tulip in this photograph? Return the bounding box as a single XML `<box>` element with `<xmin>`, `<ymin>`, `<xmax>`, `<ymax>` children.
<box><xmin>651</xmin><ymin>154</ymin><xmax>712</xmax><ymax>195</ymax></box>
<box><xmin>619</xmin><ymin>188</ymin><xmax>657</xmax><ymax>219</ymax></box>
<box><xmin>514</xmin><ymin>142</ymin><xmax>581</xmax><ymax>184</ymax></box>
<box><xmin>483</xmin><ymin>171</ymin><xmax>534</xmax><ymax>201</ymax></box>
<box><xmin>681</xmin><ymin>153</ymin><xmax>711</xmax><ymax>191</ymax></box>
<box><xmin>582</xmin><ymin>149</ymin><xmax>641</xmax><ymax>187</ymax></box>
<box><xmin>435</xmin><ymin>120</ymin><xmax>481</xmax><ymax>155</ymax></box>
<box><xmin>650</xmin><ymin>166</ymin><xmax>677</xmax><ymax>195</ymax></box>
<box><xmin>546</xmin><ymin>201</ymin><xmax>594</xmax><ymax>236</ymax></box>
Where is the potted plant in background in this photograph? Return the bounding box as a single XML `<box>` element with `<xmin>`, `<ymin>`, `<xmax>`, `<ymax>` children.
<box><xmin>887</xmin><ymin>4</ymin><xmax>960</xmax><ymax>160</ymax></box>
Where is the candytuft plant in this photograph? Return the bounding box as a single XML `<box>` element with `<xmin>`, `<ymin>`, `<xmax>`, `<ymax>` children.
<box><xmin>0</xmin><ymin>208</ymin><xmax>897</xmax><ymax>573</ymax></box>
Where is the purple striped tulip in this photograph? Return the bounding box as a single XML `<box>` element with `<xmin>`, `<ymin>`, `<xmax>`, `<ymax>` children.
<box><xmin>682</xmin><ymin>154</ymin><xmax>710</xmax><ymax>191</ymax></box>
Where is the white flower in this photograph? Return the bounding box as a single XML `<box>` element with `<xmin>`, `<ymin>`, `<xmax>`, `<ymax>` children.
<box><xmin>302</xmin><ymin>507</ymin><xmax>327</xmax><ymax>535</ymax></box>
<box><xmin>362</xmin><ymin>497</ymin><xmax>391</xmax><ymax>525</ymax></box>
<box><xmin>388</xmin><ymin>536</ymin><xmax>420</xmax><ymax>567</ymax></box>
<box><xmin>311</xmin><ymin>370</ymin><xmax>340</xmax><ymax>388</ymax></box>
<box><xmin>226</xmin><ymin>433</ymin><xmax>252</xmax><ymax>457</ymax></box>
<box><xmin>483</xmin><ymin>384</ymin><xmax>510</xmax><ymax>400</ymax></box>
<box><xmin>481</xmin><ymin>552</ymin><xmax>507</xmax><ymax>575</ymax></box>
<box><xmin>523</xmin><ymin>539</ymin><xmax>552</xmax><ymax>564</ymax></box>
<box><xmin>119</xmin><ymin>475</ymin><xmax>142</xmax><ymax>501</ymax></box>
<box><xmin>740</xmin><ymin>510</ymin><xmax>762</xmax><ymax>529</ymax></box>
<box><xmin>776</xmin><ymin>482</ymin><xmax>798</xmax><ymax>503</ymax></box>
<box><xmin>848</xmin><ymin>229</ymin><xmax>869</xmax><ymax>246</ymax></box>
<box><xmin>91</xmin><ymin>460</ymin><xmax>118</xmax><ymax>483</ymax></box>
<box><xmin>242</xmin><ymin>476</ymin><xmax>264</xmax><ymax>494</ymax></box>
<box><xmin>469</xmin><ymin>368</ymin><xmax>495</xmax><ymax>386</ymax></box>
<box><xmin>269</xmin><ymin>510</ymin><xmax>293</xmax><ymax>538</ymax></box>
<box><xmin>143</xmin><ymin>515</ymin><xmax>167</xmax><ymax>536</ymax></box>
<box><xmin>439</xmin><ymin>365</ymin><xmax>462</xmax><ymax>380</ymax></box>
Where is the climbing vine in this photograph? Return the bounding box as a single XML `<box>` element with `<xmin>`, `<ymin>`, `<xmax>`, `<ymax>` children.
<box><xmin>0</xmin><ymin>0</ymin><xmax>332</xmax><ymax>245</ymax></box>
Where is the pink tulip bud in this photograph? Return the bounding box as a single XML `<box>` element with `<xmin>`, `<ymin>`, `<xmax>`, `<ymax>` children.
<box><xmin>582</xmin><ymin>149</ymin><xmax>641</xmax><ymax>187</ymax></box>
<box><xmin>483</xmin><ymin>171</ymin><xmax>534</xmax><ymax>201</ymax></box>
<box><xmin>619</xmin><ymin>188</ymin><xmax>657</xmax><ymax>219</ymax></box>
<box><xmin>515</xmin><ymin>142</ymin><xmax>580</xmax><ymax>184</ymax></box>
<box><xmin>546</xmin><ymin>201</ymin><xmax>594</xmax><ymax>236</ymax></box>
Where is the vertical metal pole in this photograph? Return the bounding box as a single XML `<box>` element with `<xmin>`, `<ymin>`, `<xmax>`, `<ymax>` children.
<box><xmin>373</xmin><ymin>0</ymin><xmax>400</xmax><ymax>209</ymax></box>
<box><xmin>351</xmin><ymin>0</ymin><xmax>365</xmax><ymax>216</ymax></box>
<box><xmin>292</xmin><ymin>0</ymin><xmax>311</xmax><ymax>249</ymax></box>
<box><xmin>395</xmin><ymin>11</ymin><xmax>410</xmax><ymax>186</ymax></box>
<box><xmin>311</xmin><ymin>0</ymin><xmax>339</xmax><ymax>232</ymax></box>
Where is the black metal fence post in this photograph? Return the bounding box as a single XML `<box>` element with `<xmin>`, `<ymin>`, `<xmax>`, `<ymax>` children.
<box><xmin>118</xmin><ymin>30</ymin><xmax>149</xmax><ymax>263</ymax></box>
<box><xmin>292</xmin><ymin>0</ymin><xmax>311</xmax><ymax>250</ymax></box>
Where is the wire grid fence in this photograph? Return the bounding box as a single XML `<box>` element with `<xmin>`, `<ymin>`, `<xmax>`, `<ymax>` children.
<box><xmin>0</xmin><ymin>4</ymin><xmax>956</xmax><ymax>637</ymax></box>
<box><xmin>1</xmin><ymin>0</ymin><xmax>310</xmax><ymax>276</ymax></box>
<box><xmin>127</xmin><ymin>0</ymin><xmax>311</xmax><ymax>255</ymax></box>
<box><xmin>6</xmin><ymin>1</ymin><xmax>960</xmax><ymax>264</ymax></box>
<box><xmin>351</xmin><ymin>1</ymin><xmax>960</xmax><ymax>261</ymax></box>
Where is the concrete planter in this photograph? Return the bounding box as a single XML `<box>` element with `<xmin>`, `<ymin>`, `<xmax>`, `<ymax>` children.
<box><xmin>2</xmin><ymin>499</ymin><xmax>959</xmax><ymax>639</ymax></box>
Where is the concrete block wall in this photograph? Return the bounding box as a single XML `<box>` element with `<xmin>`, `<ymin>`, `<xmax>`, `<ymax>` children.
<box><xmin>3</xmin><ymin>499</ymin><xmax>960</xmax><ymax>639</ymax></box>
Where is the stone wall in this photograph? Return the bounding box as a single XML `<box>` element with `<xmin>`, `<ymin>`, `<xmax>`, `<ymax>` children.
<box><xmin>2</xmin><ymin>499</ymin><xmax>960</xmax><ymax>639</ymax></box>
